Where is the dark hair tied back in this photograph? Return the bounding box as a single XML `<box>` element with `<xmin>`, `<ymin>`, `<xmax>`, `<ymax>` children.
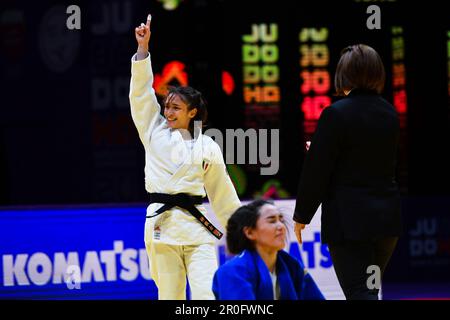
<box><xmin>226</xmin><ymin>199</ymin><xmax>274</xmax><ymax>254</ymax></box>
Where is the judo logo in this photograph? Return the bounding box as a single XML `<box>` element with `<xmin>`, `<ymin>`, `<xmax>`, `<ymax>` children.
<box><xmin>409</xmin><ymin>218</ymin><xmax>438</xmax><ymax>257</ymax></box>
<box><xmin>366</xmin><ymin>265</ymin><xmax>381</xmax><ymax>290</ymax></box>
<box><xmin>154</xmin><ymin>226</ymin><xmax>161</xmax><ymax>240</ymax></box>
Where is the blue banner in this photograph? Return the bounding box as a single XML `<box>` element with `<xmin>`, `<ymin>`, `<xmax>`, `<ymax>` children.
<box><xmin>0</xmin><ymin>205</ymin><xmax>156</xmax><ymax>299</ymax></box>
<box><xmin>0</xmin><ymin>201</ymin><xmax>342</xmax><ymax>299</ymax></box>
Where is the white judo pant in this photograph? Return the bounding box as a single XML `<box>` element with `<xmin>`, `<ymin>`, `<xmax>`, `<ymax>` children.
<box><xmin>145</xmin><ymin>241</ymin><xmax>218</xmax><ymax>300</ymax></box>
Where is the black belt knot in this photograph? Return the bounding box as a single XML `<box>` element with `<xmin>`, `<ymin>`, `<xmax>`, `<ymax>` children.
<box><xmin>146</xmin><ymin>192</ymin><xmax>223</xmax><ymax>240</ymax></box>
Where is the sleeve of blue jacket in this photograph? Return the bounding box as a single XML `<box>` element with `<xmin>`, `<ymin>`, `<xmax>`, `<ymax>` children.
<box><xmin>281</xmin><ymin>251</ymin><xmax>325</xmax><ymax>300</ymax></box>
<box><xmin>300</xmin><ymin>271</ymin><xmax>325</xmax><ymax>300</ymax></box>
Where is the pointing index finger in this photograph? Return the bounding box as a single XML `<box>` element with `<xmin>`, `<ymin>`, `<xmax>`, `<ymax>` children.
<box><xmin>146</xmin><ymin>14</ymin><xmax>152</xmax><ymax>28</ymax></box>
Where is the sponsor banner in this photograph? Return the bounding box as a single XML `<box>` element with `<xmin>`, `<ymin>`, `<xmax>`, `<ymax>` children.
<box><xmin>0</xmin><ymin>200</ymin><xmax>345</xmax><ymax>299</ymax></box>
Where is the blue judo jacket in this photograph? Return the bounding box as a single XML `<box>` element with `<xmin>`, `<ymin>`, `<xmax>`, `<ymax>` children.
<box><xmin>212</xmin><ymin>249</ymin><xmax>325</xmax><ymax>300</ymax></box>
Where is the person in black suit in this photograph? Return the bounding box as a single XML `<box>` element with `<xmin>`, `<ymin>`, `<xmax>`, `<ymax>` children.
<box><xmin>293</xmin><ymin>44</ymin><xmax>402</xmax><ymax>300</ymax></box>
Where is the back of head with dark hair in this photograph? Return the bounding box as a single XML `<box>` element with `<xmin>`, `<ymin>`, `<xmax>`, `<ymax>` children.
<box><xmin>334</xmin><ymin>44</ymin><xmax>386</xmax><ymax>96</ymax></box>
<box><xmin>165</xmin><ymin>86</ymin><xmax>208</xmax><ymax>134</ymax></box>
<box><xmin>226</xmin><ymin>199</ymin><xmax>274</xmax><ymax>254</ymax></box>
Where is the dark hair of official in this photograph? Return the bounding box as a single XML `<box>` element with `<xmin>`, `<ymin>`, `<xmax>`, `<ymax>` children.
<box><xmin>334</xmin><ymin>44</ymin><xmax>386</xmax><ymax>96</ymax></box>
<box><xmin>165</xmin><ymin>86</ymin><xmax>208</xmax><ymax>135</ymax></box>
<box><xmin>226</xmin><ymin>199</ymin><xmax>276</xmax><ymax>254</ymax></box>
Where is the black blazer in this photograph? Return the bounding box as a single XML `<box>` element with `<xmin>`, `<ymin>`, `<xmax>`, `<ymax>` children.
<box><xmin>293</xmin><ymin>89</ymin><xmax>402</xmax><ymax>243</ymax></box>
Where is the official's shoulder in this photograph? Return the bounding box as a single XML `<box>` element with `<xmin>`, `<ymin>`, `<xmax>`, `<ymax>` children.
<box><xmin>329</xmin><ymin>97</ymin><xmax>352</xmax><ymax>110</ymax></box>
<box><xmin>378</xmin><ymin>96</ymin><xmax>398</xmax><ymax>113</ymax></box>
<box><xmin>318</xmin><ymin>103</ymin><xmax>343</xmax><ymax>123</ymax></box>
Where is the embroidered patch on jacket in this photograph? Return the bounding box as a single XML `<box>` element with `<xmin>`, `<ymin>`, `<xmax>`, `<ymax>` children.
<box><xmin>154</xmin><ymin>226</ymin><xmax>161</xmax><ymax>240</ymax></box>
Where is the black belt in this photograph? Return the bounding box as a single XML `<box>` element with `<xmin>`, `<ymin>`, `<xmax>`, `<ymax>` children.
<box><xmin>146</xmin><ymin>193</ymin><xmax>223</xmax><ymax>240</ymax></box>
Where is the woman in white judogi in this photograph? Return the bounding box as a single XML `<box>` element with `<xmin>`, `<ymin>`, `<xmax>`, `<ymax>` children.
<box><xmin>130</xmin><ymin>14</ymin><xmax>241</xmax><ymax>300</ymax></box>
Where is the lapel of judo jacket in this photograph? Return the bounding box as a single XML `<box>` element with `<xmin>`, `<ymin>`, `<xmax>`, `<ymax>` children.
<box><xmin>248</xmin><ymin>250</ymin><xmax>274</xmax><ymax>300</ymax></box>
<box><xmin>162</xmin><ymin>129</ymin><xmax>204</xmax><ymax>190</ymax></box>
<box><xmin>276</xmin><ymin>251</ymin><xmax>300</xmax><ymax>300</ymax></box>
<box><xmin>249</xmin><ymin>249</ymin><xmax>299</xmax><ymax>300</ymax></box>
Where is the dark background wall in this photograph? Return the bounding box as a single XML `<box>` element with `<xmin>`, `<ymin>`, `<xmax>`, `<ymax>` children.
<box><xmin>0</xmin><ymin>0</ymin><xmax>448</xmax><ymax>205</ymax></box>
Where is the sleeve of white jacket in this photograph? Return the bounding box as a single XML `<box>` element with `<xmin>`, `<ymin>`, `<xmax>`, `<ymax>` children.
<box><xmin>204</xmin><ymin>143</ymin><xmax>242</xmax><ymax>230</ymax></box>
<box><xmin>129</xmin><ymin>53</ymin><xmax>163</xmax><ymax>147</ymax></box>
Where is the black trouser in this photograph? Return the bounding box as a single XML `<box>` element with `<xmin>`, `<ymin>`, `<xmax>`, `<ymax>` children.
<box><xmin>328</xmin><ymin>237</ymin><xmax>398</xmax><ymax>300</ymax></box>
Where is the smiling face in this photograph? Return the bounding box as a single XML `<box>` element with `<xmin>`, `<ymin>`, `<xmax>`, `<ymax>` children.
<box><xmin>163</xmin><ymin>93</ymin><xmax>197</xmax><ymax>130</ymax></box>
<box><xmin>244</xmin><ymin>204</ymin><xmax>287</xmax><ymax>253</ymax></box>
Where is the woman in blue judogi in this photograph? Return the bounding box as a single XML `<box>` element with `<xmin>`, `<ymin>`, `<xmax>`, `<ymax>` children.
<box><xmin>213</xmin><ymin>200</ymin><xmax>325</xmax><ymax>300</ymax></box>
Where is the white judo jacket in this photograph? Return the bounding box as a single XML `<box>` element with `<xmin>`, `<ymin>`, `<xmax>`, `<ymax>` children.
<box><xmin>129</xmin><ymin>53</ymin><xmax>241</xmax><ymax>245</ymax></box>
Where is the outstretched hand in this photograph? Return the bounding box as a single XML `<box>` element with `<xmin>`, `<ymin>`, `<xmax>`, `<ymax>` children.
<box><xmin>135</xmin><ymin>14</ymin><xmax>152</xmax><ymax>48</ymax></box>
<box><xmin>294</xmin><ymin>222</ymin><xmax>306</xmax><ymax>244</ymax></box>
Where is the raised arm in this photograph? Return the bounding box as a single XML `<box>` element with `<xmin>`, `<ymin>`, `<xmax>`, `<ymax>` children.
<box><xmin>129</xmin><ymin>14</ymin><xmax>163</xmax><ymax>147</ymax></box>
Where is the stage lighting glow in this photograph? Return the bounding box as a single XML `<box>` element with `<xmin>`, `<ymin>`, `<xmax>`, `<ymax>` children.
<box><xmin>222</xmin><ymin>71</ymin><xmax>235</xmax><ymax>95</ymax></box>
<box><xmin>154</xmin><ymin>61</ymin><xmax>188</xmax><ymax>96</ymax></box>
<box><xmin>299</xmin><ymin>28</ymin><xmax>331</xmax><ymax>136</ymax></box>
<box><xmin>391</xmin><ymin>26</ymin><xmax>408</xmax><ymax>117</ymax></box>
